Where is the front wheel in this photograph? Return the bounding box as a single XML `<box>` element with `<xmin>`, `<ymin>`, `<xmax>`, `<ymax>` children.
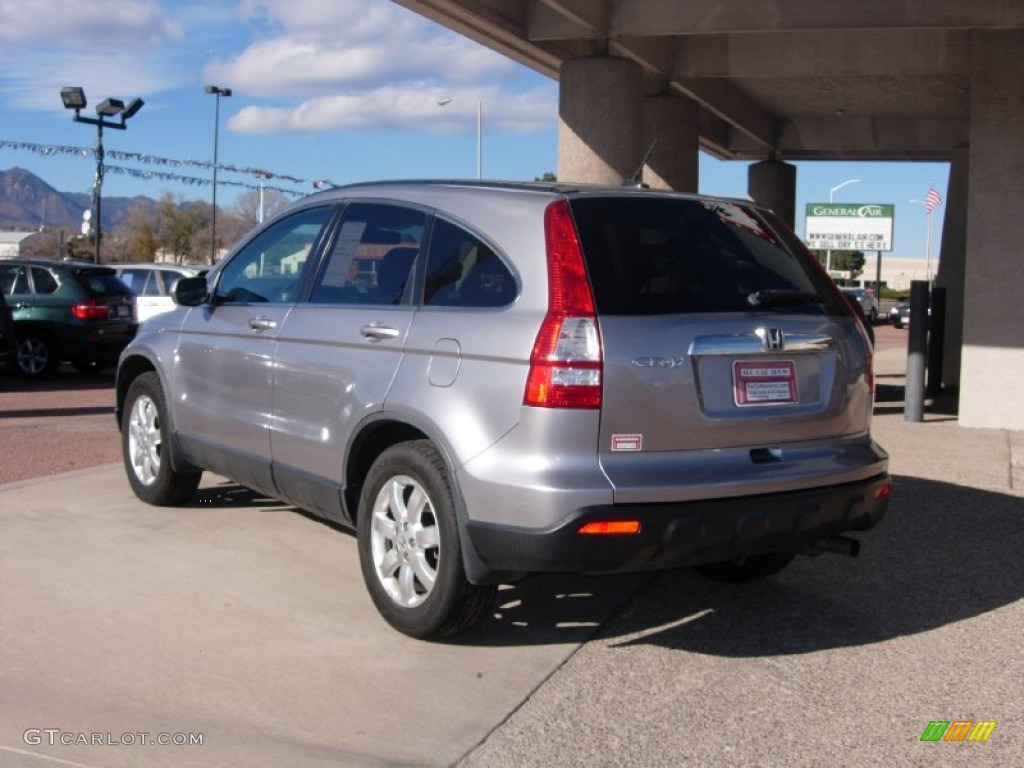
<box><xmin>357</xmin><ymin>440</ymin><xmax>496</xmax><ymax>639</ymax></box>
<box><xmin>122</xmin><ymin>372</ymin><xmax>201</xmax><ymax>505</ymax></box>
<box><xmin>694</xmin><ymin>552</ymin><xmax>795</xmax><ymax>583</ymax></box>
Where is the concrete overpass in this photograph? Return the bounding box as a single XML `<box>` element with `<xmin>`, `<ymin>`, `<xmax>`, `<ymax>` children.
<box><xmin>394</xmin><ymin>0</ymin><xmax>1024</xmax><ymax>429</ymax></box>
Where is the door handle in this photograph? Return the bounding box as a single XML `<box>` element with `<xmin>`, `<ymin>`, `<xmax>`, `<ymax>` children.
<box><xmin>249</xmin><ymin>317</ymin><xmax>277</xmax><ymax>331</ymax></box>
<box><xmin>360</xmin><ymin>322</ymin><xmax>400</xmax><ymax>341</ymax></box>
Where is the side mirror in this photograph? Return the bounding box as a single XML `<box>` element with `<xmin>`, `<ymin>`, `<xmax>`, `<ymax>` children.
<box><xmin>173</xmin><ymin>276</ymin><xmax>209</xmax><ymax>306</ymax></box>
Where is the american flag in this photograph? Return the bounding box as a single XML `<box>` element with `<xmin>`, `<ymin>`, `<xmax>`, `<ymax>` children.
<box><xmin>924</xmin><ymin>187</ymin><xmax>942</xmax><ymax>213</ymax></box>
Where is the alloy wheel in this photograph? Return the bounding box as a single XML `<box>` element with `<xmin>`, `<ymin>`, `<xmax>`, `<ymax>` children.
<box><xmin>369</xmin><ymin>474</ymin><xmax>441</xmax><ymax>608</ymax></box>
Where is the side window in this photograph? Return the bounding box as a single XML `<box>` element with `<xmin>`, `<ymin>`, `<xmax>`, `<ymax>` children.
<box><xmin>424</xmin><ymin>219</ymin><xmax>515</xmax><ymax>308</ymax></box>
<box><xmin>119</xmin><ymin>269</ymin><xmax>157</xmax><ymax>295</ymax></box>
<box><xmin>310</xmin><ymin>203</ymin><xmax>426</xmax><ymax>305</ymax></box>
<box><xmin>215</xmin><ymin>207</ymin><xmax>333</xmax><ymax>304</ymax></box>
<box><xmin>0</xmin><ymin>264</ymin><xmax>29</xmax><ymax>296</ymax></box>
<box><xmin>30</xmin><ymin>267</ymin><xmax>59</xmax><ymax>295</ymax></box>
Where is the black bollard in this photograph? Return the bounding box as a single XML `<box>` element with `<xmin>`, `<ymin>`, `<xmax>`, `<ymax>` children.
<box><xmin>905</xmin><ymin>280</ymin><xmax>929</xmax><ymax>422</ymax></box>
<box><xmin>927</xmin><ymin>287</ymin><xmax>946</xmax><ymax>397</ymax></box>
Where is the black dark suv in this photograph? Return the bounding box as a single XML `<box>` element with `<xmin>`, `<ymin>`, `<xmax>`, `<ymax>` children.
<box><xmin>0</xmin><ymin>258</ymin><xmax>136</xmax><ymax>377</ymax></box>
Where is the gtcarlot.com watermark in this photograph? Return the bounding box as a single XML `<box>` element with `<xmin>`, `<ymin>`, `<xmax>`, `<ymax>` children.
<box><xmin>24</xmin><ymin>729</ymin><xmax>203</xmax><ymax>747</ymax></box>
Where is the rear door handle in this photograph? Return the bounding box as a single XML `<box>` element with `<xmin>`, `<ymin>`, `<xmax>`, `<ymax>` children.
<box><xmin>249</xmin><ymin>317</ymin><xmax>277</xmax><ymax>331</ymax></box>
<box><xmin>360</xmin><ymin>322</ymin><xmax>400</xmax><ymax>341</ymax></box>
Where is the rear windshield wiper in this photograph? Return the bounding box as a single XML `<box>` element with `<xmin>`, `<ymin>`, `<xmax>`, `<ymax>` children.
<box><xmin>747</xmin><ymin>289</ymin><xmax>820</xmax><ymax>308</ymax></box>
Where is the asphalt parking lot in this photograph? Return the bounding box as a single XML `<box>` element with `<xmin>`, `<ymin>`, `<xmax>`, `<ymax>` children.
<box><xmin>1</xmin><ymin>332</ymin><xmax>1021</xmax><ymax>767</ymax></box>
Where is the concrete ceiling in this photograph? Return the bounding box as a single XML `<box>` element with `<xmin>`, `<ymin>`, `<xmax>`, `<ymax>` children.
<box><xmin>394</xmin><ymin>0</ymin><xmax>1024</xmax><ymax>161</ymax></box>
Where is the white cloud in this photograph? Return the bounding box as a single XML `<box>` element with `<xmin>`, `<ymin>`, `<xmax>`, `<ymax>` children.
<box><xmin>228</xmin><ymin>86</ymin><xmax>556</xmax><ymax>136</ymax></box>
<box><xmin>0</xmin><ymin>0</ymin><xmax>183</xmax><ymax>46</ymax></box>
<box><xmin>209</xmin><ymin>0</ymin><xmax>554</xmax><ymax>137</ymax></box>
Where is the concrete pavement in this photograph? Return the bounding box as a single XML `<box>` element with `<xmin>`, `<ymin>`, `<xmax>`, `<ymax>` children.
<box><xmin>1</xmin><ymin>347</ymin><xmax>1021</xmax><ymax>767</ymax></box>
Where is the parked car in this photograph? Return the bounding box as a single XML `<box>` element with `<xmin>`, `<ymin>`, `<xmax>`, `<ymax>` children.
<box><xmin>889</xmin><ymin>299</ymin><xmax>910</xmax><ymax>328</ymax></box>
<box><xmin>109</xmin><ymin>264</ymin><xmax>203</xmax><ymax>323</ymax></box>
<box><xmin>116</xmin><ymin>181</ymin><xmax>890</xmax><ymax>639</ymax></box>
<box><xmin>841</xmin><ymin>287</ymin><xmax>879</xmax><ymax>323</ymax></box>
<box><xmin>0</xmin><ymin>290</ymin><xmax>15</xmax><ymax>371</ymax></box>
<box><xmin>0</xmin><ymin>258</ymin><xmax>136</xmax><ymax>377</ymax></box>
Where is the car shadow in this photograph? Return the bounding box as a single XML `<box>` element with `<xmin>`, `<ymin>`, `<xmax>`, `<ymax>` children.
<box><xmin>0</xmin><ymin>366</ymin><xmax>115</xmax><ymax>393</ymax></box>
<box><xmin>455</xmin><ymin>476</ymin><xmax>1023</xmax><ymax>650</ymax></box>
<box><xmin>179</xmin><ymin>476</ymin><xmax>1022</xmax><ymax>653</ymax></box>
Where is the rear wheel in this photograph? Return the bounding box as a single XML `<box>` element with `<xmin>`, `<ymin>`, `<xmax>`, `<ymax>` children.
<box><xmin>15</xmin><ymin>333</ymin><xmax>56</xmax><ymax>377</ymax></box>
<box><xmin>694</xmin><ymin>552</ymin><xmax>795</xmax><ymax>583</ymax></box>
<box><xmin>357</xmin><ymin>440</ymin><xmax>496</xmax><ymax>639</ymax></box>
<box><xmin>122</xmin><ymin>372</ymin><xmax>201</xmax><ymax>505</ymax></box>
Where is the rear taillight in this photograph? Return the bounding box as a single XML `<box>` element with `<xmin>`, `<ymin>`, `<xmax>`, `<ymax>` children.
<box><xmin>523</xmin><ymin>200</ymin><xmax>602</xmax><ymax>409</ymax></box>
<box><xmin>71</xmin><ymin>299</ymin><xmax>109</xmax><ymax>321</ymax></box>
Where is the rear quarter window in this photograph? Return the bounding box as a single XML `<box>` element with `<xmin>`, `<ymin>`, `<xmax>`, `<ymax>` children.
<box><xmin>77</xmin><ymin>269</ymin><xmax>133</xmax><ymax>297</ymax></box>
<box><xmin>569</xmin><ymin>197</ymin><xmax>843</xmax><ymax>316</ymax></box>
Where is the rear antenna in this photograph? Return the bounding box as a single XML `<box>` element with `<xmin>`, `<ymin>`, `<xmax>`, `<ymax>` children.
<box><xmin>625</xmin><ymin>140</ymin><xmax>658</xmax><ymax>187</ymax></box>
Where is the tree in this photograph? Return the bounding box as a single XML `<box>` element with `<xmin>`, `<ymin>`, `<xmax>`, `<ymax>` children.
<box><xmin>112</xmin><ymin>201</ymin><xmax>161</xmax><ymax>263</ymax></box>
<box><xmin>159</xmin><ymin>194</ymin><xmax>209</xmax><ymax>264</ymax></box>
<box><xmin>810</xmin><ymin>249</ymin><xmax>865</xmax><ymax>278</ymax></box>
<box><xmin>534</xmin><ymin>172</ymin><xmax>557</xmax><ymax>182</ymax></box>
<box><xmin>233</xmin><ymin>188</ymin><xmax>290</xmax><ymax>229</ymax></box>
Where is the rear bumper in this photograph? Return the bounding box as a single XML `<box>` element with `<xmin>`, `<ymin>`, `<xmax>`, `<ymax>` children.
<box><xmin>466</xmin><ymin>473</ymin><xmax>890</xmax><ymax>574</ymax></box>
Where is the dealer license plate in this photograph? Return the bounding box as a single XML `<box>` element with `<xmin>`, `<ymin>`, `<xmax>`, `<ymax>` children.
<box><xmin>733</xmin><ymin>359</ymin><xmax>799</xmax><ymax>406</ymax></box>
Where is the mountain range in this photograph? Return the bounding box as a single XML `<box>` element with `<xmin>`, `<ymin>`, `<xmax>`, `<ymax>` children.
<box><xmin>0</xmin><ymin>167</ymin><xmax>159</xmax><ymax>233</ymax></box>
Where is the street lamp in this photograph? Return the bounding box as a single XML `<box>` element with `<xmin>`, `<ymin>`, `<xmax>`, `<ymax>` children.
<box><xmin>438</xmin><ymin>97</ymin><xmax>482</xmax><ymax>179</ymax></box>
<box><xmin>60</xmin><ymin>87</ymin><xmax>144</xmax><ymax>263</ymax></box>
<box><xmin>826</xmin><ymin>178</ymin><xmax>862</xmax><ymax>274</ymax></box>
<box><xmin>204</xmin><ymin>85</ymin><xmax>232</xmax><ymax>263</ymax></box>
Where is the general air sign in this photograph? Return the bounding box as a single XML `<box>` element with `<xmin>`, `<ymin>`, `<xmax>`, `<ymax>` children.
<box><xmin>805</xmin><ymin>203</ymin><xmax>894</xmax><ymax>252</ymax></box>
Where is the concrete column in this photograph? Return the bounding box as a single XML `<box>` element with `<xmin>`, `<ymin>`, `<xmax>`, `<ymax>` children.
<box><xmin>934</xmin><ymin>143</ymin><xmax>968</xmax><ymax>389</ymax></box>
<box><xmin>558</xmin><ymin>57</ymin><xmax>643</xmax><ymax>184</ymax></box>
<box><xmin>959</xmin><ymin>30</ymin><xmax>1024</xmax><ymax>429</ymax></box>
<box><xmin>642</xmin><ymin>95</ymin><xmax>700</xmax><ymax>192</ymax></box>
<box><xmin>747</xmin><ymin>158</ymin><xmax>797</xmax><ymax>229</ymax></box>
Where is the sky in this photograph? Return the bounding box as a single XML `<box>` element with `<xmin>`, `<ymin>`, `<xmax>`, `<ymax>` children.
<box><xmin>0</xmin><ymin>0</ymin><xmax>948</xmax><ymax>258</ymax></box>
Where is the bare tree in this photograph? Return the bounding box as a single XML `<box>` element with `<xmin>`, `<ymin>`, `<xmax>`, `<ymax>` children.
<box><xmin>233</xmin><ymin>188</ymin><xmax>291</xmax><ymax>229</ymax></box>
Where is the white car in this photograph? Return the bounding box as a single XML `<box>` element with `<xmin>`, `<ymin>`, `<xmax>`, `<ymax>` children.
<box><xmin>110</xmin><ymin>264</ymin><xmax>203</xmax><ymax>323</ymax></box>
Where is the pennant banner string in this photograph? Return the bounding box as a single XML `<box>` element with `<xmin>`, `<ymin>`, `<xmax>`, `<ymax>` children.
<box><xmin>1</xmin><ymin>139</ymin><xmax>315</xmax><ymax>188</ymax></box>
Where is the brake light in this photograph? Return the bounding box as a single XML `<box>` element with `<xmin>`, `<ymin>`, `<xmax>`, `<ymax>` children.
<box><xmin>71</xmin><ymin>299</ymin><xmax>109</xmax><ymax>320</ymax></box>
<box><xmin>523</xmin><ymin>200</ymin><xmax>602</xmax><ymax>409</ymax></box>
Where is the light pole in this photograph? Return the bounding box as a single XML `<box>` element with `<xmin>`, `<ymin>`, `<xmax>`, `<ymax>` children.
<box><xmin>60</xmin><ymin>87</ymin><xmax>143</xmax><ymax>264</ymax></box>
<box><xmin>826</xmin><ymin>178</ymin><xmax>862</xmax><ymax>274</ymax></box>
<box><xmin>204</xmin><ymin>85</ymin><xmax>232</xmax><ymax>263</ymax></box>
<box><xmin>438</xmin><ymin>97</ymin><xmax>482</xmax><ymax>179</ymax></box>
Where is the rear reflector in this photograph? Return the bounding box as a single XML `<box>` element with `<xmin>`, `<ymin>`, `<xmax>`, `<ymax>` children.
<box><xmin>579</xmin><ymin>521</ymin><xmax>642</xmax><ymax>535</ymax></box>
<box><xmin>875</xmin><ymin>483</ymin><xmax>891</xmax><ymax>500</ymax></box>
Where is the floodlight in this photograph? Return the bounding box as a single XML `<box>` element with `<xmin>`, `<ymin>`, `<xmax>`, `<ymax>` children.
<box><xmin>96</xmin><ymin>98</ymin><xmax>125</xmax><ymax>117</ymax></box>
<box><xmin>61</xmin><ymin>87</ymin><xmax>86</xmax><ymax>110</ymax></box>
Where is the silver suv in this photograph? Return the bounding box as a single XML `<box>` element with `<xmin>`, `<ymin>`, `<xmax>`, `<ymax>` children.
<box><xmin>116</xmin><ymin>181</ymin><xmax>890</xmax><ymax>638</ymax></box>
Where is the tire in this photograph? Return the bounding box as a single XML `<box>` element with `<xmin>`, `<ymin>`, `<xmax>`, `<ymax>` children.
<box><xmin>357</xmin><ymin>440</ymin><xmax>496</xmax><ymax>639</ymax></box>
<box><xmin>15</xmin><ymin>333</ymin><xmax>56</xmax><ymax>378</ymax></box>
<box><xmin>694</xmin><ymin>552</ymin><xmax>795</xmax><ymax>583</ymax></box>
<box><xmin>122</xmin><ymin>372</ymin><xmax>201</xmax><ymax>506</ymax></box>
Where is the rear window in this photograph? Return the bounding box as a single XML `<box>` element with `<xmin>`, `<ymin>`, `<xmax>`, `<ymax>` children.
<box><xmin>569</xmin><ymin>197</ymin><xmax>843</xmax><ymax>316</ymax></box>
<box><xmin>75</xmin><ymin>268</ymin><xmax>133</xmax><ymax>297</ymax></box>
